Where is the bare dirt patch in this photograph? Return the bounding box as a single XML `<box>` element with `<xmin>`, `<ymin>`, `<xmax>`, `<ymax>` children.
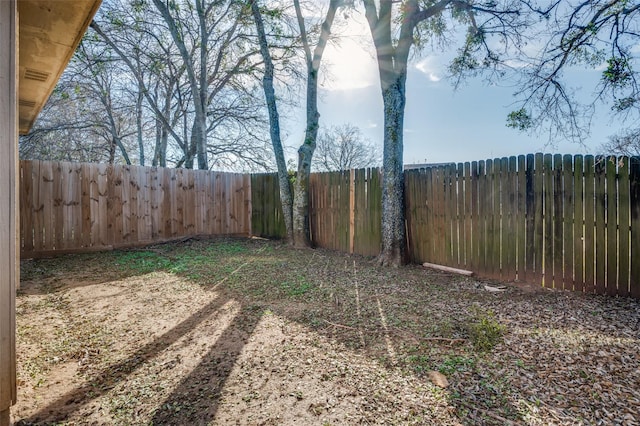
<box><xmin>12</xmin><ymin>237</ymin><xmax>640</xmax><ymax>425</ymax></box>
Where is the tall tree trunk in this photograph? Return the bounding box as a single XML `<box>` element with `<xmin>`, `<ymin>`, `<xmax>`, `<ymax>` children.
<box><xmin>250</xmin><ymin>0</ymin><xmax>293</xmax><ymax>242</ymax></box>
<box><xmin>379</xmin><ymin>76</ymin><xmax>407</xmax><ymax>266</ymax></box>
<box><xmin>291</xmin><ymin>0</ymin><xmax>339</xmax><ymax>248</ymax></box>
<box><xmin>363</xmin><ymin>0</ymin><xmax>418</xmax><ymax>266</ymax></box>
<box><xmin>136</xmin><ymin>89</ymin><xmax>145</xmax><ymax>166</ymax></box>
<box><xmin>292</xmin><ymin>77</ymin><xmax>319</xmax><ymax>248</ymax></box>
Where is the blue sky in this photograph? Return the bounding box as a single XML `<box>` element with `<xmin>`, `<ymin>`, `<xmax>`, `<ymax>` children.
<box><xmin>281</xmin><ymin>13</ymin><xmax>627</xmax><ymax>166</ymax></box>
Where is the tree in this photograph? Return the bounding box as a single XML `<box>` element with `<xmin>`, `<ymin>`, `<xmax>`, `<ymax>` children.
<box><xmin>291</xmin><ymin>0</ymin><xmax>342</xmax><ymax>248</ymax></box>
<box><xmin>314</xmin><ymin>123</ymin><xmax>380</xmax><ymax>171</ymax></box>
<box><xmin>20</xmin><ymin>39</ymin><xmax>141</xmax><ymax>164</ymax></box>
<box><xmin>361</xmin><ymin>0</ymin><xmax>535</xmax><ymax>265</ymax></box>
<box><xmin>249</xmin><ymin>0</ymin><xmax>294</xmax><ymax>242</ymax></box>
<box><xmin>507</xmin><ymin>1</ymin><xmax>640</xmax><ymax>143</ymax></box>
<box><xmin>599</xmin><ymin>129</ymin><xmax>640</xmax><ymax>156</ymax></box>
<box><xmin>249</xmin><ymin>0</ymin><xmax>344</xmax><ymax>247</ymax></box>
<box><xmin>85</xmin><ymin>0</ymin><xmax>273</xmax><ymax>171</ymax></box>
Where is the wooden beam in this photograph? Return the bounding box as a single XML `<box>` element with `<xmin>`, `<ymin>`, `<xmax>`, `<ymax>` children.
<box><xmin>423</xmin><ymin>262</ymin><xmax>474</xmax><ymax>276</ymax></box>
<box><xmin>0</xmin><ymin>0</ymin><xmax>18</xmax><ymax>422</ymax></box>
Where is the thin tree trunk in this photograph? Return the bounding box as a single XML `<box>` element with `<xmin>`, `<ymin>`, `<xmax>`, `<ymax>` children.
<box><xmin>292</xmin><ymin>90</ymin><xmax>319</xmax><ymax>248</ymax></box>
<box><xmin>291</xmin><ymin>0</ymin><xmax>339</xmax><ymax>248</ymax></box>
<box><xmin>136</xmin><ymin>89</ymin><xmax>145</xmax><ymax>166</ymax></box>
<box><xmin>250</xmin><ymin>0</ymin><xmax>293</xmax><ymax>242</ymax></box>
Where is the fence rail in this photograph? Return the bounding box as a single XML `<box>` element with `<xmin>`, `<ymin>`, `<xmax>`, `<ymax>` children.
<box><xmin>19</xmin><ymin>160</ymin><xmax>251</xmax><ymax>257</ymax></box>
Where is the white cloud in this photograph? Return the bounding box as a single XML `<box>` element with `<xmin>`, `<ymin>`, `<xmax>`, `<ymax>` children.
<box><xmin>415</xmin><ymin>57</ymin><xmax>443</xmax><ymax>82</ymax></box>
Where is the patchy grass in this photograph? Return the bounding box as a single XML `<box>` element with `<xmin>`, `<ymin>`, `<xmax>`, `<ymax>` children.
<box><xmin>13</xmin><ymin>237</ymin><xmax>640</xmax><ymax>425</ymax></box>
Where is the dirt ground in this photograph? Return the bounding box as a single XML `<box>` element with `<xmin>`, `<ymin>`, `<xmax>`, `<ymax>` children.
<box><xmin>11</xmin><ymin>237</ymin><xmax>640</xmax><ymax>425</ymax></box>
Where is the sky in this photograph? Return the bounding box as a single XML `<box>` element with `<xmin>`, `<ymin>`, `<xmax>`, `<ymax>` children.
<box><xmin>281</xmin><ymin>12</ymin><xmax>628</xmax><ymax>166</ymax></box>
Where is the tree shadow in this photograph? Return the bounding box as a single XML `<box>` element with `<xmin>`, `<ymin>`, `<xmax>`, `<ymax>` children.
<box><xmin>21</xmin><ymin>292</ymin><xmax>241</xmax><ymax>424</ymax></box>
<box><xmin>150</xmin><ymin>304</ymin><xmax>263</xmax><ymax>424</ymax></box>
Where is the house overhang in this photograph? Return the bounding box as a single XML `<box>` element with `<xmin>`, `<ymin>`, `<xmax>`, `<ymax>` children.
<box><xmin>18</xmin><ymin>0</ymin><xmax>102</xmax><ymax>134</ymax></box>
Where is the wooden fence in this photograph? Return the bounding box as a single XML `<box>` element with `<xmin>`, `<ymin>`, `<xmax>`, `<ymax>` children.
<box><xmin>20</xmin><ymin>155</ymin><xmax>640</xmax><ymax>298</ymax></box>
<box><xmin>19</xmin><ymin>160</ymin><xmax>251</xmax><ymax>257</ymax></box>
<box><xmin>251</xmin><ymin>169</ymin><xmax>382</xmax><ymax>257</ymax></box>
<box><xmin>406</xmin><ymin>154</ymin><xmax>640</xmax><ymax>298</ymax></box>
<box><xmin>252</xmin><ymin>154</ymin><xmax>640</xmax><ymax>298</ymax></box>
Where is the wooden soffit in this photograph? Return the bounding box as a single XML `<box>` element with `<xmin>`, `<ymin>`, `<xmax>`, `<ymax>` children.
<box><xmin>18</xmin><ymin>0</ymin><xmax>102</xmax><ymax>134</ymax></box>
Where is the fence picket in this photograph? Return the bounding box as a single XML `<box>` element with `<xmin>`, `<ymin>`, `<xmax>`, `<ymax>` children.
<box><xmin>618</xmin><ymin>157</ymin><xmax>630</xmax><ymax>297</ymax></box>
<box><xmin>584</xmin><ymin>155</ymin><xmax>596</xmax><ymax>293</ymax></box>
<box><xmin>606</xmin><ymin>156</ymin><xmax>618</xmax><ymax>296</ymax></box>
<box><xmin>563</xmin><ymin>154</ymin><xmax>574</xmax><ymax>291</ymax></box>
<box><xmin>573</xmin><ymin>155</ymin><xmax>584</xmax><ymax>292</ymax></box>
<box><xmin>630</xmin><ymin>156</ymin><xmax>640</xmax><ymax>298</ymax></box>
<box><xmin>595</xmin><ymin>156</ymin><xmax>607</xmax><ymax>294</ymax></box>
<box><xmin>553</xmin><ymin>154</ymin><xmax>563</xmax><ymax>289</ymax></box>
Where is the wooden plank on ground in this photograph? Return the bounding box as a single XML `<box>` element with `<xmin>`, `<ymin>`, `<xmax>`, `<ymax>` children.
<box><xmin>594</xmin><ymin>155</ymin><xmax>606</xmax><ymax>294</ymax></box>
<box><xmin>606</xmin><ymin>156</ymin><xmax>618</xmax><ymax>296</ymax></box>
<box><xmin>630</xmin><ymin>156</ymin><xmax>640</xmax><ymax>298</ymax></box>
<box><xmin>618</xmin><ymin>157</ymin><xmax>630</xmax><ymax>297</ymax></box>
<box><xmin>584</xmin><ymin>155</ymin><xmax>596</xmax><ymax>293</ymax></box>
<box><xmin>573</xmin><ymin>155</ymin><xmax>585</xmax><ymax>292</ymax></box>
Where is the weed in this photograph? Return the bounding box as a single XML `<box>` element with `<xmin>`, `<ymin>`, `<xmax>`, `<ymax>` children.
<box><xmin>437</xmin><ymin>355</ymin><xmax>476</xmax><ymax>375</ymax></box>
<box><xmin>280</xmin><ymin>277</ymin><xmax>312</xmax><ymax>296</ymax></box>
<box><xmin>467</xmin><ymin>309</ymin><xmax>505</xmax><ymax>352</ymax></box>
<box><xmin>112</xmin><ymin>251</ymin><xmax>171</xmax><ymax>274</ymax></box>
<box><xmin>406</xmin><ymin>354</ymin><xmax>431</xmax><ymax>375</ymax></box>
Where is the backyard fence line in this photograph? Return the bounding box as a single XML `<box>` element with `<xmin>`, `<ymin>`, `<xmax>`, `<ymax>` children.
<box><xmin>19</xmin><ymin>160</ymin><xmax>251</xmax><ymax>258</ymax></box>
<box><xmin>20</xmin><ymin>155</ymin><xmax>640</xmax><ymax>298</ymax></box>
<box><xmin>251</xmin><ymin>154</ymin><xmax>640</xmax><ymax>299</ymax></box>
